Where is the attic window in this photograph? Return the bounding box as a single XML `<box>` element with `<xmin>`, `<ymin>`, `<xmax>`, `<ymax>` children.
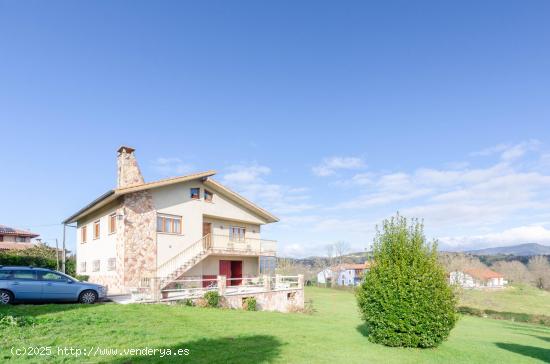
<box><xmin>204</xmin><ymin>189</ymin><xmax>213</xmax><ymax>202</ymax></box>
<box><xmin>190</xmin><ymin>188</ymin><xmax>200</xmax><ymax>199</ymax></box>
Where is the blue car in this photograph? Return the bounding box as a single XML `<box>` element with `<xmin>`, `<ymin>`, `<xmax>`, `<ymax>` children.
<box><xmin>0</xmin><ymin>266</ymin><xmax>107</xmax><ymax>304</ymax></box>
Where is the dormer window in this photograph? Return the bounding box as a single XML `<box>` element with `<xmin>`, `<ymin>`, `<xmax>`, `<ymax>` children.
<box><xmin>204</xmin><ymin>189</ymin><xmax>213</xmax><ymax>202</ymax></box>
<box><xmin>190</xmin><ymin>188</ymin><xmax>200</xmax><ymax>199</ymax></box>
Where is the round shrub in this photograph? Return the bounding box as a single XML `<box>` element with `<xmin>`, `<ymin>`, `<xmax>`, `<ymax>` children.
<box><xmin>203</xmin><ymin>291</ymin><xmax>220</xmax><ymax>308</ymax></box>
<box><xmin>356</xmin><ymin>214</ymin><xmax>458</xmax><ymax>348</ymax></box>
<box><xmin>243</xmin><ymin>297</ymin><xmax>257</xmax><ymax>311</ymax></box>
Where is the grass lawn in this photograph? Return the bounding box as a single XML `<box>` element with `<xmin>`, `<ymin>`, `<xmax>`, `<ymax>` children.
<box><xmin>459</xmin><ymin>284</ymin><xmax>550</xmax><ymax>315</ymax></box>
<box><xmin>1</xmin><ymin>287</ymin><xmax>549</xmax><ymax>363</ymax></box>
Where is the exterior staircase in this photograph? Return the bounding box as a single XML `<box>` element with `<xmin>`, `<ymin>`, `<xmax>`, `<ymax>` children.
<box><xmin>156</xmin><ymin>234</ymin><xmax>211</xmax><ymax>287</ymax></box>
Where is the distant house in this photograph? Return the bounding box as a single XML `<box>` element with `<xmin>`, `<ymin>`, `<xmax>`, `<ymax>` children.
<box><xmin>0</xmin><ymin>225</ymin><xmax>39</xmax><ymax>251</ymax></box>
<box><xmin>449</xmin><ymin>268</ymin><xmax>506</xmax><ymax>289</ymax></box>
<box><xmin>317</xmin><ymin>262</ymin><xmax>370</xmax><ymax>286</ymax></box>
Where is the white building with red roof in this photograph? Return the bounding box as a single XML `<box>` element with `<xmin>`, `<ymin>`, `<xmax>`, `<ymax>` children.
<box><xmin>0</xmin><ymin>225</ymin><xmax>39</xmax><ymax>251</ymax></box>
<box><xmin>450</xmin><ymin>268</ymin><xmax>506</xmax><ymax>289</ymax></box>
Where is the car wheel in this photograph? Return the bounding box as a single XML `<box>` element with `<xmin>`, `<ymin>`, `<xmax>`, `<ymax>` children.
<box><xmin>79</xmin><ymin>290</ymin><xmax>98</xmax><ymax>304</ymax></box>
<box><xmin>0</xmin><ymin>290</ymin><xmax>13</xmax><ymax>305</ymax></box>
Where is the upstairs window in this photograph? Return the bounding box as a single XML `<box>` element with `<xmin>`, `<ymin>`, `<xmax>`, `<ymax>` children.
<box><xmin>230</xmin><ymin>226</ymin><xmax>246</xmax><ymax>242</ymax></box>
<box><xmin>80</xmin><ymin>262</ymin><xmax>87</xmax><ymax>273</ymax></box>
<box><xmin>92</xmin><ymin>260</ymin><xmax>100</xmax><ymax>272</ymax></box>
<box><xmin>108</xmin><ymin>213</ymin><xmax>117</xmax><ymax>234</ymax></box>
<box><xmin>81</xmin><ymin>226</ymin><xmax>87</xmax><ymax>244</ymax></box>
<box><xmin>204</xmin><ymin>189</ymin><xmax>213</xmax><ymax>202</ymax></box>
<box><xmin>93</xmin><ymin>220</ymin><xmax>100</xmax><ymax>240</ymax></box>
<box><xmin>190</xmin><ymin>188</ymin><xmax>200</xmax><ymax>199</ymax></box>
<box><xmin>156</xmin><ymin>214</ymin><xmax>182</xmax><ymax>234</ymax></box>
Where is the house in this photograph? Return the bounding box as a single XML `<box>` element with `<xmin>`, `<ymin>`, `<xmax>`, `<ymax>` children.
<box><xmin>449</xmin><ymin>268</ymin><xmax>506</xmax><ymax>289</ymax></box>
<box><xmin>0</xmin><ymin>225</ymin><xmax>39</xmax><ymax>251</ymax></box>
<box><xmin>63</xmin><ymin>146</ymin><xmax>304</xmax><ymax>311</ymax></box>
<box><xmin>317</xmin><ymin>262</ymin><xmax>370</xmax><ymax>286</ymax></box>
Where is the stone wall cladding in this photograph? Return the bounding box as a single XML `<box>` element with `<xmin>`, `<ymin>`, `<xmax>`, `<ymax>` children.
<box><xmin>88</xmin><ymin>275</ymin><xmax>122</xmax><ymax>295</ymax></box>
<box><xmin>122</xmin><ymin>190</ymin><xmax>157</xmax><ymax>289</ymax></box>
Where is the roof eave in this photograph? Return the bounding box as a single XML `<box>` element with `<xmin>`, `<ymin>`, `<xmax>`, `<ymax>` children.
<box><xmin>62</xmin><ymin>190</ymin><xmax>116</xmax><ymax>224</ymax></box>
<box><xmin>203</xmin><ymin>178</ymin><xmax>279</xmax><ymax>224</ymax></box>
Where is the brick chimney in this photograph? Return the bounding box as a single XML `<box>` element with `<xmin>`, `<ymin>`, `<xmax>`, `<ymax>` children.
<box><xmin>117</xmin><ymin>146</ymin><xmax>145</xmax><ymax>188</ymax></box>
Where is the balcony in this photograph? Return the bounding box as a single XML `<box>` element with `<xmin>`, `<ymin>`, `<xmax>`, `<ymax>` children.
<box><xmin>203</xmin><ymin>234</ymin><xmax>277</xmax><ymax>257</ymax></box>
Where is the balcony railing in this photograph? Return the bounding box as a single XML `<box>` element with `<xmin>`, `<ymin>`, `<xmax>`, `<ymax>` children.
<box><xmin>204</xmin><ymin>234</ymin><xmax>277</xmax><ymax>256</ymax></box>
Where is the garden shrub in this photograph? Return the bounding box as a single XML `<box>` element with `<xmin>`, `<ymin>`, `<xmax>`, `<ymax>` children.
<box><xmin>75</xmin><ymin>275</ymin><xmax>89</xmax><ymax>282</ymax></box>
<box><xmin>243</xmin><ymin>297</ymin><xmax>257</xmax><ymax>311</ymax></box>
<box><xmin>181</xmin><ymin>299</ymin><xmax>194</xmax><ymax>307</ymax></box>
<box><xmin>203</xmin><ymin>291</ymin><xmax>220</xmax><ymax>308</ymax></box>
<box><xmin>0</xmin><ymin>244</ymin><xmax>76</xmax><ymax>276</ymax></box>
<box><xmin>356</xmin><ymin>214</ymin><xmax>458</xmax><ymax>348</ymax></box>
<box><xmin>457</xmin><ymin>306</ymin><xmax>550</xmax><ymax>326</ymax></box>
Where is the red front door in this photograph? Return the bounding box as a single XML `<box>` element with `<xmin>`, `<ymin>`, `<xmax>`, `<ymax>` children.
<box><xmin>231</xmin><ymin>261</ymin><xmax>242</xmax><ymax>286</ymax></box>
<box><xmin>219</xmin><ymin>260</ymin><xmax>231</xmax><ymax>279</ymax></box>
<box><xmin>219</xmin><ymin>260</ymin><xmax>243</xmax><ymax>286</ymax></box>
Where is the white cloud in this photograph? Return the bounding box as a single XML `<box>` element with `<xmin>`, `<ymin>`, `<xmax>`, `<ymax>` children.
<box><xmin>223</xmin><ymin>164</ymin><xmax>271</xmax><ymax>184</ymax></box>
<box><xmin>221</xmin><ymin>163</ymin><xmax>316</xmax><ymax>215</ymax></box>
<box><xmin>440</xmin><ymin>225</ymin><xmax>550</xmax><ymax>249</ymax></box>
<box><xmin>312</xmin><ymin>156</ymin><xmax>365</xmax><ymax>176</ymax></box>
<box><xmin>326</xmin><ymin>140</ymin><xmax>550</xmax><ymax>252</ymax></box>
<box><xmin>151</xmin><ymin>157</ymin><xmax>194</xmax><ymax>176</ymax></box>
<box><xmin>470</xmin><ymin>139</ymin><xmax>540</xmax><ymax>161</ymax></box>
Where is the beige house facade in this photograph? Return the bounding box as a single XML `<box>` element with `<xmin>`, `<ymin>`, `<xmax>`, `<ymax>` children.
<box><xmin>64</xmin><ymin>146</ymin><xmax>279</xmax><ymax>295</ymax></box>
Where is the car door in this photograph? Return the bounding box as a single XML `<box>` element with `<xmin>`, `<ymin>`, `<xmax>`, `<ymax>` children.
<box><xmin>39</xmin><ymin>271</ymin><xmax>80</xmax><ymax>301</ymax></box>
<box><xmin>9</xmin><ymin>270</ymin><xmax>42</xmax><ymax>301</ymax></box>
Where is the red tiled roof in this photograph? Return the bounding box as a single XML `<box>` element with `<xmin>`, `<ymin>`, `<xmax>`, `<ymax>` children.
<box><xmin>464</xmin><ymin>268</ymin><xmax>504</xmax><ymax>280</ymax></box>
<box><xmin>0</xmin><ymin>225</ymin><xmax>39</xmax><ymax>238</ymax></box>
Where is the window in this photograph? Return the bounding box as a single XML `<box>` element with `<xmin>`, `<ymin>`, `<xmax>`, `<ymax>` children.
<box><xmin>0</xmin><ymin>236</ymin><xmax>3</xmax><ymax>242</ymax></box>
<box><xmin>229</xmin><ymin>226</ymin><xmax>246</xmax><ymax>242</ymax></box>
<box><xmin>81</xmin><ymin>226</ymin><xmax>87</xmax><ymax>244</ymax></box>
<box><xmin>156</xmin><ymin>214</ymin><xmax>182</xmax><ymax>234</ymax></box>
<box><xmin>39</xmin><ymin>271</ymin><xmax>67</xmax><ymax>281</ymax></box>
<box><xmin>0</xmin><ymin>270</ymin><xmax>12</xmax><ymax>280</ymax></box>
<box><xmin>13</xmin><ymin>270</ymin><xmax>36</xmax><ymax>280</ymax></box>
<box><xmin>93</xmin><ymin>220</ymin><xmax>100</xmax><ymax>240</ymax></box>
<box><xmin>190</xmin><ymin>188</ymin><xmax>200</xmax><ymax>199</ymax></box>
<box><xmin>16</xmin><ymin>236</ymin><xmax>27</xmax><ymax>243</ymax></box>
<box><xmin>204</xmin><ymin>189</ymin><xmax>213</xmax><ymax>202</ymax></box>
<box><xmin>80</xmin><ymin>262</ymin><xmax>87</xmax><ymax>273</ymax></box>
<box><xmin>108</xmin><ymin>258</ymin><xmax>116</xmax><ymax>271</ymax></box>
<box><xmin>108</xmin><ymin>213</ymin><xmax>117</xmax><ymax>234</ymax></box>
<box><xmin>92</xmin><ymin>260</ymin><xmax>100</xmax><ymax>272</ymax></box>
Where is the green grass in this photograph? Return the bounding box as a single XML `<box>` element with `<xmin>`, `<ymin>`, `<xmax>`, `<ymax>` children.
<box><xmin>0</xmin><ymin>287</ymin><xmax>549</xmax><ymax>363</ymax></box>
<box><xmin>459</xmin><ymin>285</ymin><xmax>550</xmax><ymax>316</ymax></box>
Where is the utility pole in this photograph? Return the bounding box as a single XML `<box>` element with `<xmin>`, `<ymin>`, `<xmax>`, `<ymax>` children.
<box><xmin>55</xmin><ymin>238</ymin><xmax>59</xmax><ymax>271</ymax></box>
<box><xmin>62</xmin><ymin>224</ymin><xmax>66</xmax><ymax>273</ymax></box>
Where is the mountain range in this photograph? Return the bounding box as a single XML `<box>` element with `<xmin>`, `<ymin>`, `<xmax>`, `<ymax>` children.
<box><xmin>465</xmin><ymin>243</ymin><xmax>550</xmax><ymax>256</ymax></box>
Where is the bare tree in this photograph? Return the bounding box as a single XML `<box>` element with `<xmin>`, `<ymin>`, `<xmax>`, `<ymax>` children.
<box><xmin>491</xmin><ymin>260</ymin><xmax>532</xmax><ymax>285</ymax></box>
<box><xmin>528</xmin><ymin>255</ymin><xmax>550</xmax><ymax>290</ymax></box>
<box><xmin>333</xmin><ymin>241</ymin><xmax>350</xmax><ymax>265</ymax></box>
<box><xmin>438</xmin><ymin>253</ymin><xmax>487</xmax><ymax>273</ymax></box>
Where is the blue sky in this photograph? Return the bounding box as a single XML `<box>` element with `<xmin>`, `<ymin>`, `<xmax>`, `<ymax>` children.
<box><xmin>1</xmin><ymin>1</ymin><xmax>549</xmax><ymax>257</ymax></box>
